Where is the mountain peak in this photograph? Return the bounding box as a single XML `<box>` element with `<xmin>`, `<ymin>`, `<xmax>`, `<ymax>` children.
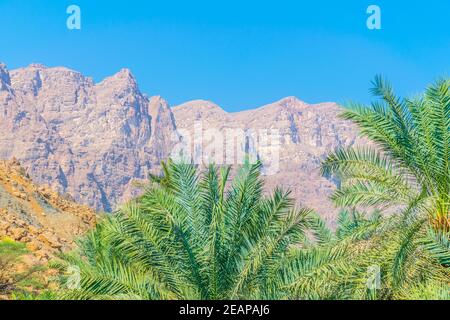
<box><xmin>274</xmin><ymin>96</ymin><xmax>307</xmax><ymax>108</ymax></box>
<box><xmin>0</xmin><ymin>62</ymin><xmax>359</xmax><ymax>223</ymax></box>
<box><xmin>240</xmin><ymin>96</ymin><xmax>308</xmax><ymax>115</ymax></box>
<box><xmin>98</xmin><ymin>68</ymin><xmax>138</xmax><ymax>89</ymax></box>
<box><xmin>173</xmin><ymin>99</ymin><xmax>226</xmax><ymax>114</ymax></box>
<box><xmin>109</xmin><ymin>68</ymin><xmax>136</xmax><ymax>83</ymax></box>
<box><xmin>115</xmin><ymin>68</ymin><xmax>134</xmax><ymax>79</ymax></box>
<box><xmin>28</xmin><ymin>63</ymin><xmax>47</xmax><ymax>69</ymax></box>
<box><xmin>11</xmin><ymin>64</ymin><xmax>85</xmax><ymax>79</ymax></box>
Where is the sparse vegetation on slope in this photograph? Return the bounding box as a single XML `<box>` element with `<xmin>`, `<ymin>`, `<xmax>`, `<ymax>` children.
<box><xmin>0</xmin><ymin>238</ymin><xmax>53</xmax><ymax>299</ymax></box>
<box><xmin>0</xmin><ymin>159</ymin><xmax>97</xmax><ymax>299</ymax></box>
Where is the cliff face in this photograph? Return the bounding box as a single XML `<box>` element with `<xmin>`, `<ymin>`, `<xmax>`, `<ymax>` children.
<box><xmin>172</xmin><ymin>97</ymin><xmax>364</xmax><ymax>223</ymax></box>
<box><xmin>0</xmin><ymin>63</ymin><xmax>362</xmax><ymax>222</ymax></box>
<box><xmin>1</xmin><ymin>64</ymin><xmax>177</xmax><ymax>212</ymax></box>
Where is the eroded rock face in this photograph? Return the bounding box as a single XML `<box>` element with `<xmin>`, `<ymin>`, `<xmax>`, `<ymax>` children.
<box><xmin>1</xmin><ymin>64</ymin><xmax>177</xmax><ymax>212</ymax></box>
<box><xmin>0</xmin><ymin>63</ymin><xmax>362</xmax><ymax>223</ymax></box>
<box><xmin>172</xmin><ymin>97</ymin><xmax>365</xmax><ymax>224</ymax></box>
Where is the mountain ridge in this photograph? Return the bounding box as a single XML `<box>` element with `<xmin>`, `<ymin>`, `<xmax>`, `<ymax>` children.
<box><xmin>0</xmin><ymin>62</ymin><xmax>364</xmax><ymax>223</ymax></box>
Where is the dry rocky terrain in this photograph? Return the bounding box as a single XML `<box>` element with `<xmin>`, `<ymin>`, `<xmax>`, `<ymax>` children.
<box><xmin>0</xmin><ymin>158</ymin><xmax>96</xmax><ymax>262</ymax></box>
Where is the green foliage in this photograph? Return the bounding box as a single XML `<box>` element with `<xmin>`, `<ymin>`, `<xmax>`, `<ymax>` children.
<box><xmin>11</xmin><ymin>290</ymin><xmax>58</xmax><ymax>300</ymax></box>
<box><xmin>321</xmin><ymin>77</ymin><xmax>450</xmax><ymax>299</ymax></box>
<box><xmin>56</xmin><ymin>161</ymin><xmax>448</xmax><ymax>300</ymax></box>
<box><xmin>322</xmin><ymin>77</ymin><xmax>449</xmax><ymax>231</ymax></box>
<box><xmin>0</xmin><ymin>237</ymin><xmax>28</xmax><ymax>258</ymax></box>
<box><xmin>51</xmin><ymin>78</ymin><xmax>449</xmax><ymax>300</ymax></box>
<box><xmin>332</xmin><ymin>213</ymin><xmax>449</xmax><ymax>299</ymax></box>
<box><xmin>0</xmin><ymin>238</ymin><xmax>52</xmax><ymax>298</ymax></box>
<box><xmin>0</xmin><ymin>238</ymin><xmax>36</xmax><ymax>297</ymax></box>
<box><xmin>55</xmin><ymin>161</ymin><xmax>354</xmax><ymax>300</ymax></box>
<box><xmin>0</xmin><ymin>238</ymin><xmax>28</xmax><ymax>294</ymax></box>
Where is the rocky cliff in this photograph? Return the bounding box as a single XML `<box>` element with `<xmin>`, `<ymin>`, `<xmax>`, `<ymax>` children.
<box><xmin>0</xmin><ymin>63</ymin><xmax>363</xmax><ymax>223</ymax></box>
<box><xmin>173</xmin><ymin>97</ymin><xmax>364</xmax><ymax>222</ymax></box>
<box><xmin>0</xmin><ymin>63</ymin><xmax>177</xmax><ymax>212</ymax></box>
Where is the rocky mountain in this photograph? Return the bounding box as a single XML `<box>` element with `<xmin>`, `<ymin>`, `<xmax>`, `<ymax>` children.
<box><xmin>0</xmin><ymin>63</ymin><xmax>178</xmax><ymax>212</ymax></box>
<box><xmin>173</xmin><ymin>97</ymin><xmax>364</xmax><ymax>223</ymax></box>
<box><xmin>0</xmin><ymin>63</ymin><xmax>363</xmax><ymax>223</ymax></box>
<box><xmin>0</xmin><ymin>158</ymin><xmax>96</xmax><ymax>262</ymax></box>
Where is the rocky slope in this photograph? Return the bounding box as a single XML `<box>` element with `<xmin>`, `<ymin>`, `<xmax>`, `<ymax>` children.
<box><xmin>0</xmin><ymin>158</ymin><xmax>96</xmax><ymax>261</ymax></box>
<box><xmin>0</xmin><ymin>62</ymin><xmax>363</xmax><ymax>223</ymax></box>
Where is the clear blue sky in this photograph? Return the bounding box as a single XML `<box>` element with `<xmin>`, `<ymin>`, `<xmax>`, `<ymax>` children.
<box><xmin>0</xmin><ymin>0</ymin><xmax>449</xmax><ymax>111</ymax></box>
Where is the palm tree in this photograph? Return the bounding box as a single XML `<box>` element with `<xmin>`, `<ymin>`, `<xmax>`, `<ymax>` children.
<box><xmin>53</xmin><ymin>78</ymin><xmax>449</xmax><ymax>300</ymax></box>
<box><xmin>56</xmin><ymin>161</ymin><xmax>347</xmax><ymax>300</ymax></box>
<box><xmin>328</xmin><ymin>208</ymin><xmax>449</xmax><ymax>300</ymax></box>
<box><xmin>321</xmin><ymin>77</ymin><xmax>450</xmax><ymax>289</ymax></box>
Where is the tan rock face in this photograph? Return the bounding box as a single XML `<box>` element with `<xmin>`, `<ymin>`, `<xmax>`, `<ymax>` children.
<box><xmin>0</xmin><ymin>63</ymin><xmax>363</xmax><ymax>223</ymax></box>
<box><xmin>172</xmin><ymin>97</ymin><xmax>365</xmax><ymax>224</ymax></box>
<box><xmin>1</xmin><ymin>63</ymin><xmax>177</xmax><ymax>212</ymax></box>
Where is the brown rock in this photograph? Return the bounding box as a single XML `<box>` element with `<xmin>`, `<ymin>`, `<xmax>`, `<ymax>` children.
<box><xmin>26</xmin><ymin>241</ymin><xmax>41</xmax><ymax>251</ymax></box>
<box><xmin>37</xmin><ymin>232</ymin><xmax>62</xmax><ymax>249</ymax></box>
<box><xmin>21</xmin><ymin>236</ymin><xmax>31</xmax><ymax>243</ymax></box>
<box><xmin>10</xmin><ymin>227</ymin><xmax>27</xmax><ymax>240</ymax></box>
<box><xmin>34</xmin><ymin>250</ymin><xmax>49</xmax><ymax>261</ymax></box>
<box><xmin>27</xmin><ymin>225</ymin><xmax>38</xmax><ymax>235</ymax></box>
